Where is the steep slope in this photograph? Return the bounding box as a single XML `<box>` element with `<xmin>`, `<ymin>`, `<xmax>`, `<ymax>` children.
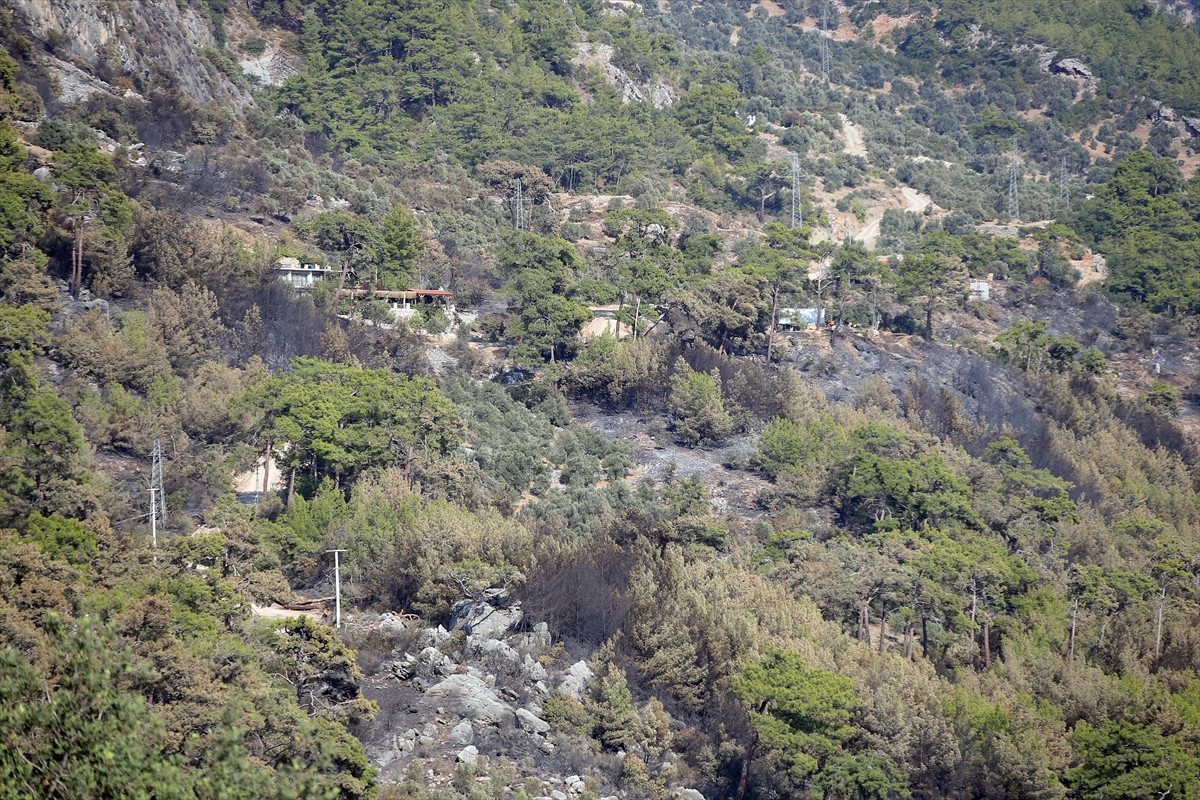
<box><xmin>2</xmin><ymin>1</ymin><xmax>1200</xmax><ymax>799</ymax></box>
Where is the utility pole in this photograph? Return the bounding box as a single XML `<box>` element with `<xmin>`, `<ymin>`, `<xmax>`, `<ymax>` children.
<box><xmin>1007</xmin><ymin>138</ymin><xmax>1020</xmax><ymax>222</ymax></box>
<box><xmin>148</xmin><ymin>481</ymin><xmax>157</xmax><ymax>562</ymax></box>
<box><xmin>326</xmin><ymin>549</ymin><xmax>346</xmax><ymax>628</ymax></box>
<box><xmin>790</xmin><ymin>152</ymin><xmax>803</xmax><ymax>228</ymax></box>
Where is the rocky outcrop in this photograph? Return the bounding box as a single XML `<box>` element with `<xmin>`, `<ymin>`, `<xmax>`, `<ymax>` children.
<box><xmin>571</xmin><ymin>42</ymin><xmax>678</xmax><ymax>108</ymax></box>
<box><xmin>238</xmin><ymin>41</ymin><xmax>301</xmax><ymax>87</ymax></box>
<box><xmin>448</xmin><ymin>589</ymin><xmax>524</xmax><ymax>638</ymax></box>
<box><xmin>354</xmin><ymin>615</ymin><xmax>638</xmax><ymax>794</ymax></box>
<box><xmin>1052</xmin><ymin>58</ymin><xmax>1093</xmax><ymax>80</ymax></box>
<box><xmin>425</xmin><ymin>673</ymin><xmax>517</xmax><ymax>727</ymax></box>
<box><xmin>10</xmin><ymin>0</ymin><xmax>253</xmax><ymax>106</ymax></box>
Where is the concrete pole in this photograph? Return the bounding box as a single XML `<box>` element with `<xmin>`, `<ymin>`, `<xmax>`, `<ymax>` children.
<box><xmin>327</xmin><ymin>549</ymin><xmax>346</xmax><ymax>628</ymax></box>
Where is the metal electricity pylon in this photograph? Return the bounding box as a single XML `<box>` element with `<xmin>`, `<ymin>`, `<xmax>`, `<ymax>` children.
<box><xmin>790</xmin><ymin>152</ymin><xmax>803</xmax><ymax>228</ymax></box>
<box><xmin>820</xmin><ymin>6</ymin><xmax>831</xmax><ymax>82</ymax></box>
<box><xmin>149</xmin><ymin>439</ymin><xmax>166</xmax><ymax>559</ymax></box>
<box><xmin>1007</xmin><ymin>139</ymin><xmax>1021</xmax><ymax>222</ymax></box>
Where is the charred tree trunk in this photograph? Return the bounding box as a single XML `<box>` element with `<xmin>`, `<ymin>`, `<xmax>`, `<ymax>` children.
<box><xmin>765</xmin><ymin>282</ymin><xmax>781</xmax><ymax>365</ymax></box>
<box><xmin>858</xmin><ymin>602</ymin><xmax>871</xmax><ymax>645</ymax></box>
<box><xmin>735</xmin><ymin>727</ymin><xmax>760</xmax><ymax>800</ymax></box>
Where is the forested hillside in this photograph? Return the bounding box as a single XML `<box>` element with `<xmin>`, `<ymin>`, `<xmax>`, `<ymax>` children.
<box><xmin>2</xmin><ymin>0</ymin><xmax>1200</xmax><ymax>798</ymax></box>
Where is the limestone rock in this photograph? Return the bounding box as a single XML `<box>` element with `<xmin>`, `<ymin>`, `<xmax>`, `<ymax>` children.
<box><xmin>10</xmin><ymin>0</ymin><xmax>248</xmax><ymax>105</ymax></box>
<box><xmin>420</xmin><ymin>625</ymin><xmax>453</xmax><ymax>647</ymax></box>
<box><xmin>523</xmin><ymin>654</ymin><xmax>548</xmax><ymax>683</ymax></box>
<box><xmin>516</xmin><ymin>707</ymin><xmax>551</xmax><ymax>735</ymax></box>
<box><xmin>425</xmin><ymin>673</ymin><xmax>516</xmax><ymax>727</ymax></box>
<box><xmin>448</xmin><ymin>719</ymin><xmax>474</xmax><ymax>745</ymax></box>
<box><xmin>456</xmin><ymin>745</ymin><xmax>479</xmax><ymax>765</ymax></box>
<box><xmin>449</xmin><ymin>591</ymin><xmax>523</xmax><ymax>639</ymax></box>
<box><xmin>470</xmin><ymin>636</ymin><xmax>521</xmax><ymax>670</ymax></box>
<box><xmin>557</xmin><ymin>660</ymin><xmax>595</xmax><ymax>700</ymax></box>
<box><xmin>1053</xmin><ymin>58</ymin><xmax>1093</xmax><ymax>80</ymax></box>
<box><xmin>392</xmin><ymin>646</ymin><xmax>456</xmax><ymax>680</ymax></box>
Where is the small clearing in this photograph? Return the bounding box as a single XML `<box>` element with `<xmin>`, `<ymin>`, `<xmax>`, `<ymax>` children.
<box><xmin>747</xmin><ymin>0</ymin><xmax>786</xmax><ymax>17</ymax></box>
<box><xmin>839</xmin><ymin>113</ymin><xmax>867</xmax><ymax>157</ymax></box>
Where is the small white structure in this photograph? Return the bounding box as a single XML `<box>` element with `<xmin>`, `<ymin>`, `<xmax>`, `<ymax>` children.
<box><xmin>276</xmin><ymin>257</ymin><xmax>333</xmax><ymax>289</ymax></box>
<box><xmin>968</xmin><ymin>280</ymin><xmax>991</xmax><ymax>302</ymax></box>
<box><xmin>778</xmin><ymin>307</ymin><xmax>825</xmax><ymax>330</ymax></box>
<box><xmin>344</xmin><ymin>287</ymin><xmax>454</xmax><ymax>317</ymax></box>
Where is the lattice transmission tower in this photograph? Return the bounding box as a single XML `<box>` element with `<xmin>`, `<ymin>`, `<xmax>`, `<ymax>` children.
<box><xmin>790</xmin><ymin>152</ymin><xmax>803</xmax><ymax>228</ymax></box>
<box><xmin>511</xmin><ymin>179</ymin><xmax>526</xmax><ymax>230</ymax></box>
<box><xmin>149</xmin><ymin>438</ymin><xmax>167</xmax><ymax>557</ymax></box>
<box><xmin>820</xmin><ymin>6</ymin><xmax>831</xmax><ymax>82</ymax></box>
<box><xmin>1007</xmin><ymin>139</ymin><xmax>1021</xmax><ymax>222</ymax></box>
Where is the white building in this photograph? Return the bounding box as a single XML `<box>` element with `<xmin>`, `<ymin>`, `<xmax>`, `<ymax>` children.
<box><xmin>276</xmin><ymin>257</ymin><xmax>333</xmax><ymax>290</ymax></box>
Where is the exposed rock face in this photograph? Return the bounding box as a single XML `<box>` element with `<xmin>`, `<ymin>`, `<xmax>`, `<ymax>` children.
<box><xmin>571</xmin><ymin>42</ymin><xmax>677</xmax><ymax>108</ymax></box>
<box><xmin>10</xmin><ymin>0</ymin><xmax>252</xmax><ymax>106</ymax></box>
<box><xmin>1053</xmin><ymin>58</ymin><xmax>1093</xmax><ymax>80</ymax></box>
<box><xmin>356</xmin><ymin>615</ymin><xmax>705</xmax><ymax>796</ymax></box>
<box><xmin>556</xmin><ymin>660</ymin><xmax>595</xmax><ymax>700</ymax></box>
<box><xmin>448</xmin><ymin>720</ymin><xmax>475</xmax><ymax>744</ymax></box>
<box><xmin>238</xmin><ymin>42</ymin><xmax>301</xmax><ymax>87</ymax></box>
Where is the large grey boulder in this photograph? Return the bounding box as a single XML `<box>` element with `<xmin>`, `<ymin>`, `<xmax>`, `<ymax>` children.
<box><xmin>516</xmin><ymin>621</ymin><xmax>552</xmax><ymax>654</ymax></box>
<box><xmin>557</xmin><ymin>660</ymin><xmax>595</xmax><ymax>700</ymax></box>
<box><xmin>391</xmin><ymin>646</ymin><xmax>455</xmax><ymax>680</ymax></box>
<box><xmin>449</xmin><ymin>590</ymin><xmax>523</xmax><ymax>639</ymax></box>
<box><xmin>448</xmin><ymin>719</ymin><xmax>474</xmax><ymax>745</ymax></box>
<box><xmin>523</xmin><ymin>654</ymin><xmax>548</xmax><ymax>683</ymax></box>
<box><xmin>419</xmin><ymin>625</ymin><xmax>452</xmax><ymax>647</ymax></box>
<box><xmin>470</xmin><ymin>636</ymin><xmax>521</xmax><ymax>670</ymax></box>
<box><xmin>425</xmin><ymin>673</ymin><xmax>516</xmax><ymax>727</ymax></box>
<box><xmin>1053</xmin><ymin>58</ymin><xmax>1093</xmax><ymax>80</ymax></box>
<box><xmin>516</xmin><ymin>707</ymin><xmax>551</xmax><ymax>735</ymax></box>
